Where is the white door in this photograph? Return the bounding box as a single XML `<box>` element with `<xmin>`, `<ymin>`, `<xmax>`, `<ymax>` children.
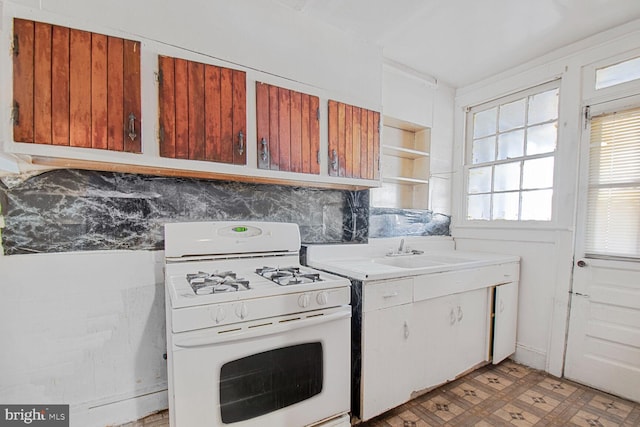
<box><xmin>564</xmin><ymin>98</ymin><xmax>640</xmax><ymax>403</ymax></box>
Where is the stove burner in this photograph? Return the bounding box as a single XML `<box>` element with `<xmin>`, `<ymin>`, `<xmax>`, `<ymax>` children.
<box><xmin>255</xmin><ymin>266</ymin><xmax>322</xmax><ymax>286</ymax></box>
<box><xmin>186</xmin><ymin>271</ymin><xmax>250</xmax><ymax>295</ymax></box>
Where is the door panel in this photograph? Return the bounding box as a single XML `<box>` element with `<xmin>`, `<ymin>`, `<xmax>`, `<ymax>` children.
<box><xmin>327</xmin><ymin>100</ymin><xmax>380</xmax><ymax>179</ymax></box>
<box><xmin>493</xmin><ymin>282</ymin><xmax>518</xmax><ymax>364</ymax></box>
<box><xmin>158</xmin><ymin>56</ymin><xmax>246</xmax><ymax>164</ymax></box>
<box><xmin>565</xmin><ymin>260</ymin><xmax>640</xmax><ymax>402</ymax></box>
<box><xmin>13</xmin><ymin>18</ymin><xmax>141</xmax><ymax>152</ymax></box>
<box><xmin>255</xmin><ymin>82</ymin><xmax>319</xmax><ymax>174</ymax></box>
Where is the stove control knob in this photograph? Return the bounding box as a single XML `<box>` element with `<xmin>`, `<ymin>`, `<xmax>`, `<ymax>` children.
<box><xmin>213</xmin><ymin>307</ymin><xmax>226</xmax><ymax>324</ymax></box>
<box><xmin>235</xmin><ymin>303</ymin><xmax>249</xmax><ymax>320</ymax></box>
<box><xmin>316</xmin><ymin>291</ymin><xmax>329</xmax><ymax>306</ymax></box>
<box><xmin>298</xmin><ymin>293</ymin><xmax>311</xmax><ymax>308</ymax></box>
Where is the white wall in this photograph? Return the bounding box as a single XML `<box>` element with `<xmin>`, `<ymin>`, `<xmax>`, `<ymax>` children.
<box><xmin>0</xmin><ymin>250</ymin><xmax>167</xmax><ymax>427</ymax></box>
<box><xmin>452</xmin><ymin>19</ymin><xmax>640</xmax><ymax>376</ymax></box>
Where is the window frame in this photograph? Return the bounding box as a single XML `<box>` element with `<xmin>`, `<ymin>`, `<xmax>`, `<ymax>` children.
<box><xmin>583</xmin><ymin>47</ymin><xmax>640</xmax><ymax>104</ymax></box>
<box><xmin>462</xmin><ymin>80</ymin><xmax>561</xmax><ymax>225</ymax></box>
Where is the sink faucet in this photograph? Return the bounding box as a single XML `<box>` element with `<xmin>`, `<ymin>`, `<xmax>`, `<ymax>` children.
<box><xmin>398</xmin><ymin>238</ymin><xmax>405</xmax><ymax>253</ymax></box>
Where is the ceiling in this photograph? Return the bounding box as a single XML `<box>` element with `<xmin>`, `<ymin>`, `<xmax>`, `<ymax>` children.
<box><xmin>274</xmin><ymin>0</ymin><xmax>640</xmax><ymax>88</ymax></box>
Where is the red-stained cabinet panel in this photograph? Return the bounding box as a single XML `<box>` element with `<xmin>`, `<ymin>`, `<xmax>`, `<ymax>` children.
<box><xmin>12</xmin><ymin>18</ymin><xmax>141</xmax><ymax>152</ymax></box>
<box><xmin>158</xmin><ymin>55</ymin><xmax>246</xmax><ymax>165</ymax></box>
<box><xmin>328</xmin><ymin>100</ymin><xmax>380</xmax><ymax>180</ymax></box>
<box><xmin>255</xmin><ymin>82</ymin><xmax>320</xmax><ymax>175</ymax></box>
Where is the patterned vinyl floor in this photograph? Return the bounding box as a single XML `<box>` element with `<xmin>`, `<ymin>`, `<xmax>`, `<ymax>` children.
<box><xmin>122</xmin><ymin>360</ymin><xmax>640</xmax><ymax>427</ymax></box>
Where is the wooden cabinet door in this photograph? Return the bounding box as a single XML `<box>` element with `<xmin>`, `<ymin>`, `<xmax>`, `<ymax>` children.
<box><xmin>13</xmin><ymin>18</ymin><xmax>141</xmax><ymax>152</ymax></box>
<box><xmin>158</xmin><ymin>56</ymin><xmax>246</xmax><ymax>165</ymax></box>
<box><xmin>255</xmin><ymin>82</ymin><xmax>320</xmax><ymax>174</ymax></box>
<box><xmin>328</xmin><ymin>100</ymin><xmax>380</xmax><ymax>180</ymax></box>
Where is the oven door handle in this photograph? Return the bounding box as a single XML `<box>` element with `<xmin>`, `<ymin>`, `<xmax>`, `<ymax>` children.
<box><xmin>173</xmin><ymin>308</ymin><xmax>351</xmax><ymax>348</ymax></box>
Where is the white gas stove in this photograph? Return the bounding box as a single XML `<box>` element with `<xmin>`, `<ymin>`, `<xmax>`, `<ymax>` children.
<box><xmin>164</xmin><ymin>221</ymin><xmax>351</xmax><ymax>427</ymax></box>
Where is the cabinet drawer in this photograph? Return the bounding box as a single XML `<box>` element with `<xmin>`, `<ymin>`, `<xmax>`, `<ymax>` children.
<box><xmin>363</xmin><ymin>278</ymin><xmax>413</xmax><ymax>312</ymax></box>
<box><xmin>414</xmin><ymin>262</ymin><xmax>519</xmax><ymax>302</ymax></box>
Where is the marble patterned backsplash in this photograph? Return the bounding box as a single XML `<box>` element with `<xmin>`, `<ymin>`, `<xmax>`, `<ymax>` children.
<box><xmin>0</xmin><ymin>169</ymin><xmax>450</xmax><ymax>255</ymax></box>
<box><xmin>369</xmin><ymin>207</ymin><xmax>450</xmax><ymax>238</ymax></box>
<box><xmin>0</xmin><ymin>169</ymin><xmax>370</xmax><ymax>255</ymax></box>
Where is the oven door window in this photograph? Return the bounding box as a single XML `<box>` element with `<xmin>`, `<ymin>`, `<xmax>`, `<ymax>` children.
<box><xmin>219</xmin><ymin>342</ymin><xmax>323</xmax><ymax>424</ymax></box>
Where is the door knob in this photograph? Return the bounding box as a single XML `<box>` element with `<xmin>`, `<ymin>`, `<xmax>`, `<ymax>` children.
<box><xmin>577</xmin><ymin>260</ymin><xmax>587</xmax><ymax>267</ymax></box>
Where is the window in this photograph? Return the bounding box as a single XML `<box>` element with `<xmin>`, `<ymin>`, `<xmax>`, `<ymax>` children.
<box><xmin>465</xmin><ymin>82</ymin><xmax>560</xmax><ymax>221</ymax></box>
<box><xmin>585</xmin><ymin>106</ymin><xmax>640</xmax><ymax>259</ymax></box>
<box><xmin>595</xmin><ymin>56</ymin><xmax>640</xmax><ymax>90</ymax></box>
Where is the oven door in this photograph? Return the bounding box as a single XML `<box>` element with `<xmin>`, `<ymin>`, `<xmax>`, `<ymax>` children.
<box><xmin>170</xmin><ymin>306</ymin><xmax>351</xmax><ymax>427</ymax></box>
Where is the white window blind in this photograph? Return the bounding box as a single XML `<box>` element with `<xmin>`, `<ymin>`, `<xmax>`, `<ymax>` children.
<box><xmin>586</xmin><ymin>106</ymin><xmax>640</xmax><ymax>259</ymax></box>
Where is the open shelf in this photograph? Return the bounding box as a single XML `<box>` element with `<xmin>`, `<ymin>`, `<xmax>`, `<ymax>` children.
<box><xmin>382</xmin><ymin>145</ymin><xmax>430</xmax><ymax>159</ymax></box>
<box><xmin>370</xmin><ymin>117</ymin><xmax>431</xmax><ymax>210</ymax></box>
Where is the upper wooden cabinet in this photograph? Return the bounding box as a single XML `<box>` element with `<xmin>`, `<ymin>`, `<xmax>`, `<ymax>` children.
<box><xmin>12</xmin><ymin>18</ymin><xmax>141</xmax><ymax>152</ymax></box>
<box><xmin>158</xmin><ymin>55</ymin><xmax>246</xmax><ymax>165</ymax></box>
<box><xmin>328</xmin><ymin>100</ymin><xmax>380</xmax><ymax>180</ymax></box>
<box><xmin>255</xmin><ymin>82</ymin><xmax>320</xmax><ymax>174</ymax></box>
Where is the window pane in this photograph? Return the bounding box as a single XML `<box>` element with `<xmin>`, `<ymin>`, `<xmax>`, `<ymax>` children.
<box><xmin>494</xmin><ymin>162</ymin><xmax>520</xmax><ymax>192</ymax></box>
<box><xmin>523</xmin><ymin>157</ymin><xmax>554</xmax><ymax>189</ymax></box>
<box><xmin>586</xmin><ymin>107</ymin><xmax>640</xmax><ymax>258</ymax></box>
<box><xmin>492</xmin><ymin>192</ymin><xmax>520</xmax><ymax>220</ymax></box>
<box><xmin>499</xmin><ymin>98</ymin><xmax>526</xmax><ymax>132</ymax></box>
<box><xmin>528</xmin><ymin>88</ymin><xmax>559</xmax><ymax>125</ymax></box>
<box><xmin>498</xmin><ymin>130</ymin><xmax>524</xmax><ymax>160</ymax></box>
<box><xmin>586</xmin><ymin>188</ymin><xmax>640</xmax><ymax>257</ymax></box>
<box><xmin>473</xmin><ymin>107</ymin><xmax>497</xmax><ymax>138</ymax></box>
<box><xmin>521</xmin><ymin>189</ymin><xmax>552</xmax><ymax>220</ymax></box>
<box><xmin>468</xmin><ymin>166</ymin><xmax>492</xmax><ymax>194</ymax></box>
<box><xmin>595</xmin><ymin>56</ymin><xmax>640</xmax><ymax>90</ymax></box>
<box><xmin>472</xmin><ymin>136</ymin><xmax>495</xmax><ymax>164</ymax></box>
<box><xmin>526</xmin><ymin>122</ymin><xmax>557</xmax><ymax>155</ymax></box>
<box><xmin>468</xmin><ymin>194</ymin><xmax>491</xmax><ymax>220</ymax></box>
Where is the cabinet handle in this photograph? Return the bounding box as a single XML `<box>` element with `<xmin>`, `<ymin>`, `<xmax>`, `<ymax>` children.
<box><xmin>500</xmin><ymin>300</ymin><xmax>505</xmax><ymax>313</ymax></box>
<box><xmin>382</xmin><ymin>292</ymin><xmax>399</xmax><ymax>299</ymax></box>
<box><xmin>11</xmin><ymin>102</ymin><xmax>19</xmax><ymax>125</ymax></box>
<box><xmin>403</xmin><ymin>321</ymin><xmax>409</xmax><ymax>339</ymax></box>
<box><xmin>331</xmin><ymin>149</ymin><xmax>338</xmax><ymax>171</ymax></box>
<box><xmin>449</xmin><ymin>308</ymin><xmax>456</xmax><ymax>325</ymax></box>
<box><xmin>237</xmin><ymin>131</ymin><xmax>245</xmax><ymax>155</ymax></box>
<box><xmin>457</xmin><ymin>306</ymin><xmax>464</xmax><ymax>322</ymax></box>
<box><xmin>128</xmin><ymin>113</ymin><xmax>137</xmax><ymax>141</ymax></box>
<box><xmin>260</xmin><ymin>138</ymin><xmax>269</xmax><ymax>162</ymax></box>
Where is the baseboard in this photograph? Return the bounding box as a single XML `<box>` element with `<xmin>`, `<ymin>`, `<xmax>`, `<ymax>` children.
<box><xmin>512</xmin><ymin>343</ymin><xmax>547</xmax><ymax>372</ymax></box>
<box><xmin>70</xmin><ymin>389</ymin><xmax>168</xmax><ymax>427</ymax></box>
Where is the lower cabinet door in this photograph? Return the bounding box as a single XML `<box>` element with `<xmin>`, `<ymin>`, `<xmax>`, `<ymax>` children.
<box><xmin>361</xmin><ymin>303</ymin><xmax>413</xmax><ymax>421</ymax></box>
<box><xmin>415</xmin><ymin>289</ymin><xmax>489</xmax><ymax>391</ymax></box>
<box><xmin>493</xmin><ymin>281</ymin><xmax>518</xmax><ymax>364</ymax></box>
<box><xmin>455</xmin><ymin>288</ymin><xmax>490</xmax><ymax>371</ymax></box>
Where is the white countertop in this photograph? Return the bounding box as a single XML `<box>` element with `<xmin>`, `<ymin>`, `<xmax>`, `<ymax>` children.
<box><xmin>305</xmin><ymin>239</ymin><xmax>519</xmax><ymax>281</ymax></box>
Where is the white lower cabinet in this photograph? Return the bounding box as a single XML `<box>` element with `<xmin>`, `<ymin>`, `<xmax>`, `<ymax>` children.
<box><xmin>413</xmin><ymin>288</ymin><xmax>489</xmax><ymax>390</ymax></box>
<box><xmin>359</xmin><ymin>268</ymin><xmax>519</xmax><ymax>422</ymax></box>
<box><xmin>361</xmin><ymin>302</ymin><xmax>413</xmax><ymax>421</ymax></box>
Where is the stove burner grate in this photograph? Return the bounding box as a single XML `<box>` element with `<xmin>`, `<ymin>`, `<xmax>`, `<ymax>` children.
<box><xmin>186</xmin><ymin>271</ymin><xmax>250</xmax><ymax>295</ymax></box>
<box><xmin>255</xmin><ymin>266</ymin><xmax>322</xmax><ymax>286</ymax></box>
